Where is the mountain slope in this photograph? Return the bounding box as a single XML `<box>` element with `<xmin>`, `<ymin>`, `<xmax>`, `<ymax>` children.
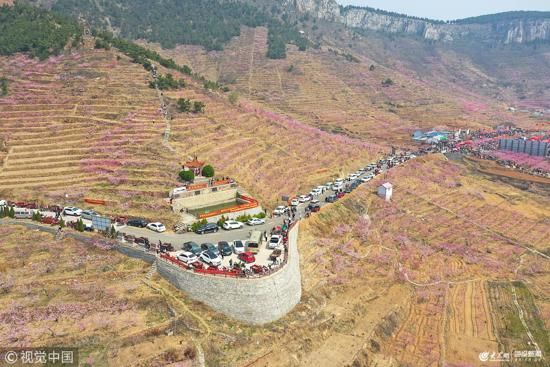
<box><xmin>284</xmin><ymin>0</ymin><xmax>550</xmax><ymax>44</ymax></box>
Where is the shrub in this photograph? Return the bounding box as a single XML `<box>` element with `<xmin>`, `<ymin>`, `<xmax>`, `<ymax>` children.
<box><xmin>76</xmin><ymin>218</ymin><xmax>85</xmax><ymax>232</ymax></box>
<box><xmin>255</xmin><ymin>212</ymin><xmax>266</xmax><ymax>219</ymax></box>
<box><xmin>202</xmin><ymin>165</ymin><xmax>214</xmax><ymax>178</ymax></box>
<box><xmin>0</xmin><ymin>77</ymin><xmax>8</xmax><ymax>97</ymax></box>
<box><xmin>228</xmin><ymin>91</ymin><xmax>239</xmax><ymax>105</ymax></box>
<box><xmin>177</xmin><ymin>98</ymin><xmax>192</xmax><ymax>112</ymax></box>
<box><xmin>382</xmin><ymin>78</ymin><xmax>394</xmax><ymax>86</ymax></box>
<box><xmin>59</xmin><ymin>218</ymin><xmax>65</xmax><ymax>228</ymax></box>
<box><xmin>191</xmin><ymin>219</ymin><xmax>208</xmax><ymax>232</ymax></box>
<box><xmin>8</xmin><ymin>207</ymin><xmax>15</xmax><ymax>218</ymax></box>
<box><xmin>217</xmin><ymin>215</ymin><xmax>228</xmax><ymax>227</ymax></box>
<box><xmin>193</xmin><ymin>101</ymin><xmax>205</xmax><ymax>113</ymax></box>
<box><xmin>179</xmin><ymin>170</ymin><xmax>195</xmax><ymax>182</ymax></box>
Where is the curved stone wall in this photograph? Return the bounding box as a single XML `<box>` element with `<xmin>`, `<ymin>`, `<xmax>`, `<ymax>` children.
<box><xmin>156</xmin><ymin>225</ymin><xmax>302</xmax><ymax>324</ymax></box>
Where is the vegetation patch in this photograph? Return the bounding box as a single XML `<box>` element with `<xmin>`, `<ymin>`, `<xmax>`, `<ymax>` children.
<box><xmin>0</xmin><ymin>3</ymin><xmax>82</xmax><ymax>59</ymax></box>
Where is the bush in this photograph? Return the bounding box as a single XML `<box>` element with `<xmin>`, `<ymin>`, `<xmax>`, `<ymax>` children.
<box><xmin>228</xmin><ymin>91</ymin><xmax>239</xmax><ymax>105</ymax></box>
<box><xmin>177</xmin><ymin>98</ymin><xmax>192</xmax><ymax>112</ymax></box>
<box><xmin>59</xmin><ymin>218</ymin><xmax>65</xmax><ymax>228</ymax></box>
<box><xmin>76</xmin><ymin>218</ymin><xmax>85</xmax><ymax>232</ymax></box>
<box><xmin>255</xmin><ymin>212</ymin><xmax>266</xmax><ymax>219</ymax></box>
<box><xmin>8</xmin><ymin>207</ymin><xmax>15</xmax><ymax>218</ymax></box>
<box><xmin>202</xmin><ymin>165</ymin><xmax>214</xmax><ymax>178</ymax></box>
<box><xmin>179</xmin><ymin>170</ymin><xmax>195</xmax><ymax>182</ymax></box>
<box><xmin>217</xmin><ymin>215</ymin><xmax>228</xmax><ymax>227</ymax></box>
<box><xmin>0</xmin><ymin>78</ymin><xmax>8</xmax><ymax>97</ymax></box>
<box><xmin>382</xmin><ymin>78</ymin><xmax>394</xmax><ymax>86</ymax></box>
<box><xmin>193</xmin><ymin>101</ymin><xmax>205</xmax><ymax>113</ymax></box>
<box><xmin>191</xmin><ymin>219</ymin><xmax>208</xmax><ymax>232</ymax></box>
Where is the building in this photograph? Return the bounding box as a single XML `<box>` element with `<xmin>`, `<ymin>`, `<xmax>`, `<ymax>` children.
<box><xmin>378</xmin><ymin>182</ymin><xmax>393</xmax><ymax>201</ymax></box>
<box><xmin>182</xmin><ymin>157</ymin><xmax>205</xmax><ymax>176</ymax></box>
<box><xmin>498</xmin><ymin>139</ymin><xmax>550</xmax><ymax>157</ymax></box>
<box><xmin>412</xmin><ymin>130</ymin><xmax>449</xmax><ymax>143</ymax></box>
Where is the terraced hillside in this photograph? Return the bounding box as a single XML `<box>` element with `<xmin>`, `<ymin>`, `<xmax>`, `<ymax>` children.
<box><xmin>0</xmin><ymin>49</ymin><xmax>183</xmax><ymax>219</ymax></box>
<box><xmin>147</xmin><ymin>25</ymin><xmax>547</xmax><ymax>148</ymax></box>
<box><xmin>164</xmin><ymin>82</ymin><xmax>384</xmax><ymax>206</ymax></box>
<box><xmin>282</xmin><ymin>154</ymin><xmax>550</xmax><ymax>367</ymax></box>
<box><xmin>0</xmin><ymin>45</ymin><xmax>386</xmax><ymax>219</ymax></box>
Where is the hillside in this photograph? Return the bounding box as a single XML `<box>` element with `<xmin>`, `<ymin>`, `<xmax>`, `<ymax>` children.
<box><xmin>0</xmin><ymin>3</ymin><xmax>82</xmax><ymax>59</ymax></box>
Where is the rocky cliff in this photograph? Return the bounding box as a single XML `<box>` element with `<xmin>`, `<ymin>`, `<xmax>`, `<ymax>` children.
<box><xmin>282</xmin><ymin>0</ymin><xmax>550</xmax><ymax>44</ymax></box>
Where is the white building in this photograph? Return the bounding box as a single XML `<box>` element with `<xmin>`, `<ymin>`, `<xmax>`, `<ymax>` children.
<box><xmin>378</xmin><ymin>182</ymin><xmax>393</xmax><ymax>201</ymax></box>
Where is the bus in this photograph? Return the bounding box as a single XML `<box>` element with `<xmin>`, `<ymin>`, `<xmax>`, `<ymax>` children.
<box><xmin>246</xmin><ymin>230</ymin><xmax>263</xmax><ymax>254</ymax></box>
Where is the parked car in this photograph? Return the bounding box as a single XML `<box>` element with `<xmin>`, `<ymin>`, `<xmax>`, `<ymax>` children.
<box><xmin>247</xmin><ymin>217</ymin><xmax>266</xmax><ymax>226</ymax></box>
<box><xmin>201</xmin><ymin>243</ymin><xmax>220</xmax><ymax>256</ymax></box>
<box><xmin>218</xmin><ymin>241</ymin><xmax>233</xmax><ymax>256</ymax></box>
<box><xmin>195</xmin><ymin>223</ymin><xmax>219</xmax><ymax>234</ymax></box>
<box><xmin>336</xmin><ymin>191</ymin><xmax>345</xmax><ymax>199</ymax></box>
<box><xmin>290</xmin><ymin>199</ymin><xmax>300</xmax><ymax>206</ymax></box>
<box><xmin>238</xmin><ymin>251</ymin><xmax>256</xmax><ymax>264</ymax></box>
<box><xmin>200</xmin><ymin>250</ymin><xmax>222</xmax><ymax>266</ymax></box>
<box><xmin>222</xmin><ymin>220</ymin><xmax>244</xmax><ymax>230</ymax></box>
<box><xmin>310</xmin><ymin>188</ymin><xmax>322</xmax><ymax>196</ymax></box>
<box><xmin>177</xmin><ymin>251</ymin><xmax>198</xmax><ymax>264</ymax></box>
<box><xmin>80</xmin><ymin>209</ymin><xmax>98</xmax><ymax>220</ymax></box>
<box><xmin>183</xmin><ymin>241</ymin><xmax>201</xmax><ymax>255</ymax></box>
<box><xmin>273</xmin><ymin>206</ymin><xmax>288</xmax><ymax>216</ymax></box>
<box><xmin>232</xmin><ymin>240</ymin><xmax>246</xmax><ymax>254</ymax></box>
<box><xmin>298</xmin><ymin>195</ymin><xmax>310</xmax><ymax>203</ymax></box>
<box><xmin>344</xmin><ymin>186</ymin><xmax>353</xmax><ymax>194</ymax></box>
<box><xmin>361</xmin><ymin>176</ymin><xmax>372</xmax><ymax>183</ymax></box>
<box><xmin>268</xmin><ymin>235</ymin><xmax>283</xmax><ymax>249</ymax></box>
<box><xmin>310</xmin><ymin>205</ymin><xmax>321</xmax><ymax>213</ymax></box>
<box><xmin>14</xmin><ymin>207</ymin><xmax>33</xmax><ymax>219</ymax></box>
<box><xmin>63</xmin><ymin>207</ymin><xmax>82</xmax><ymax>216</ymax></box>
<box><xmin>332</xmin><ymin>183</ymin><xmax>343</xmax><ymax>191</ymax></box>
<box><xmin>0</xmin><ymin>200</ymin><xmax>7</xmax><ymax>208</ymax></box>
<box><xmin>325</xmin><ymin>194</ymin><xmax>337</xmax><ymax>203</ymax></box>
<box><xmin>127</xmin><ymin>218</ymin><xmax>149</xmax><ymax>228</ymax></box>
<box><xmin>147</xmin><ymin>222</ymin><xmax>166</xmax><ymax>232</ymax></box>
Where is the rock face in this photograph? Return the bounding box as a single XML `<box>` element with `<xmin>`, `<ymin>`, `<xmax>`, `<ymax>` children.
<box><xmin>282</xmin><ymin>0</ymin><xmax>550</xmax><ymax>44</ymax></box>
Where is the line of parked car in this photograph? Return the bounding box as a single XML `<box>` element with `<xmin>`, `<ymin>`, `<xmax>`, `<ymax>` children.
<box><xmin>272</xmin><ymin>151</ymin><xmax>418</xmax><ymax>215</ymax></box>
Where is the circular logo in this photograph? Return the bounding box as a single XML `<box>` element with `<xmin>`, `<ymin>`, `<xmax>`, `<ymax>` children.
<box><xmin>479</xmin><ymin>352</ymin><xmax>490</xmax><ymax>362</ymax></box>
<box><xmin>4</xmin><ymin>351</ymin><xmax>18</xmax><ymax>364</ymax></box>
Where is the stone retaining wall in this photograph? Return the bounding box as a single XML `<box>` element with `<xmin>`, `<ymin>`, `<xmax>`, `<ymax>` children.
<box><xmin>156</xmin><ymin>224</ymin><xmax>302</xmax><ymax>324</ymax></box>
<box><xmin>116</xmin><ymin>225</ymin><xmax>302</xmax><ymax>324</ymax></box>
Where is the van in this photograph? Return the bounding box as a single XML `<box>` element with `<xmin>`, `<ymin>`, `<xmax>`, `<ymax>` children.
<box><xmin>169</xmin><ymin>186</ymin><xmax>187</xmax><ymax>198</ymax></box>
<box><xmin>14</xmin><ymin>207</ymin><xmax>33</xmax><ymax>219</ymax></box>
<box><xmin>246</xmin><ymin>230</ymin><xmax>263</xmax><ymax>254</ymax></box>
<box><xmin>0</xmin><ymin>199</ymin><xmax>7</xmax><ymax>208</ymax></box>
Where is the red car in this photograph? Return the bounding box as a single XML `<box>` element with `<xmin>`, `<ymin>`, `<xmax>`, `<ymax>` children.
<box><xmin>336</xmin><ymin>192</ymin><xmax>345</xmax><ymax>199</ymax></box>
<box><xmin>238</xmin><ymin>251</ymin><xmax>256</xmax><ymax>263</ymax></box>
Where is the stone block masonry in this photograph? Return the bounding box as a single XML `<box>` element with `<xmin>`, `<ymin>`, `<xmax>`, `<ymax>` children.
<box><xmin>156</xmin><ymin>224</ymin><xmax>302</xmax><ymax>324</ymax></box>
<box><xmin>117</xmin><ymin>225</ymin><xmax>302</xmax><ymax>324</ymax></box>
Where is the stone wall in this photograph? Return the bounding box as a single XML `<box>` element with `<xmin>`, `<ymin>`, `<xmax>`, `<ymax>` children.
<box><xmin>173</xmin><ymin>188</ymin><xmax>238</xmax><ymax>211</ymax></box>
<box><xmin>115</xmin><ymin>244</ymin><xmax>156</xmax><ymax>264</ymax></box>
<box><xmin>157</xmin><ymin>224</ymin><xmax>302</xmax><ymax>324</ymax></box>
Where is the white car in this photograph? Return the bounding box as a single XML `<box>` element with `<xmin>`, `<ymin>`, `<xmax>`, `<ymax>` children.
<box><xmin>232</xmin><ymin>240</ymin><xmax>246</xmax><ymax>254</ymax></box>
<box><xmin>310</xmin><ymin>188</ymin><xmax>322</xmax><ymax>196</ymax></box>
<box><xmin>247</xmin><ymin>218</ymin><xmax>266</xmax><ymax>226</ymax></box>
<box><xmin>268</xmin><ymin>235</ymin><xmax>283</xmax><ymax>249</ymax></box>
<box><xmin>290</xmin><ymin>199</ymin><xmax>300</xmax><ymax>206</ymax></box>
<box><xmin>334</xmin><ymin>178</ymin><xmax>344</xmax><ymax>184</ymax></box>
<box><xmin>223</xmin><ymin>220</ymin><xmax>244</xmax><ymax>230</ymax></box>
<box><xmin>177</xmin><ymin>251</ymin><xmax>198</xmax><ymax>264</ymax></box>
<box><xmin>200</xmin><ymin>250</ymin><xmax>222</xmax><ymax>266</ymax></box>
<box><xmin>325</xmin><ymin>182</ymin><xmax>333</xmax><ymax>188</ymax></box>
<box><xmin>298</xmin><ymin>195</ymin><xmax>310</xmax><ymax>203</ymax></box>
<box><xmin>147</xmin><ymin>222</ymin><xmax>166</xmax><ymax>232</ymax></box>
<box><xmin>63</xmin><ymin>207</ymin><xmax>82</xmax><ymax>216</ymax></box>
<box><xmin>332</xmin><ymin>183</ymin><xmax>343</xmax><ymax>191</ymax></box>
<box><xmin>361</xmin><ymin>176</ymin><xmax>372</xmax><ymax>183</ymax></box>
<box><xmin>0</xmin><ymin>200</ymin><xmax>7</xmax><ymax>208</ymax></box>
<box><xmin>273</xmin><ymin>206</ymin><xmax>288</xmax><ymax>215</ymax></box>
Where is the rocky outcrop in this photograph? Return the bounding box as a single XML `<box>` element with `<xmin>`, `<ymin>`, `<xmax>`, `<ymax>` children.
<box><xmin>282</xmin><ymin>0</ymin><xmax>550</xmax><ymax>44</ymax></box>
